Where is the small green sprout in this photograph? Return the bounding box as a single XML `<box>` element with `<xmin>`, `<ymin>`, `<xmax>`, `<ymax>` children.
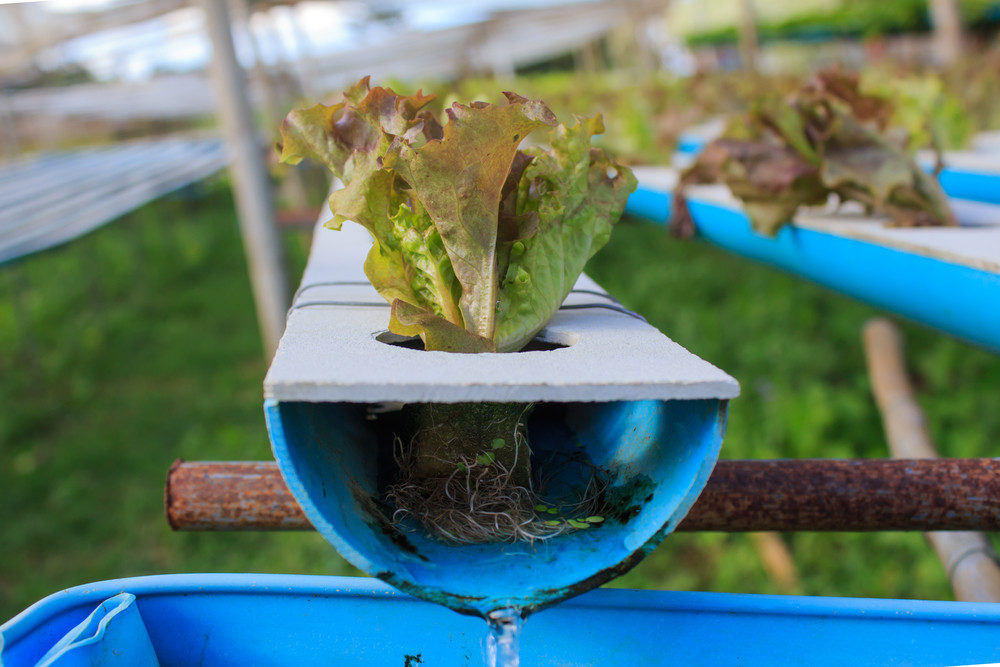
<box><xmin>585</xmin><ymin>516</ymin><xmax>605</xmax><ymax>523</ymax></box>
<box><xmin>491</xmin><ymin>438</ymin><xmax>506</xmax><ymax>450</ymax></box>
<box><xmin>475</xmin><ymin>451</ymin><xmax>496</xmax><ymax>466</ymax></box>
<box><xmin>568</xmin><ymin>519</ymin><xmax>591</xmax><ymax>529</ymax></box>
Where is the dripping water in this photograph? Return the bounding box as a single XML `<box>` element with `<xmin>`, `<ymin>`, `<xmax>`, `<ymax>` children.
<box><xmin>485</xmin><ymin>607</ymin><xmax>524</xmax><ymax>667</ymax></box>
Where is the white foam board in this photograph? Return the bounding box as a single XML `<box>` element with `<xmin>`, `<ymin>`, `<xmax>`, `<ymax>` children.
<box><xmin>632</xmin><ymin>166</ymin><xmax>1000</xmax><ymax>275</ymax></box>
<box><xmin>918</xmin><ymin>148</ymin><xmax>1000</xmax><ymax>176</ymax></box>
<box><xmin>264</xmin><ymin>209</ymin><xmax>739</xmax><ymax>404</ymax></box>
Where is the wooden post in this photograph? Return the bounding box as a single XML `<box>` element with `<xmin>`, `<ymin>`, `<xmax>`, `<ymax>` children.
<box><xmin>738</xmin><ymin>0</ymin><xmax>759</xmax><ymax>72</ymax></box>
<box><xmin>574</xmin><ymin>39</ymin><xmax>603</xmax><ymax>73</ymax></box>
<box><xmin>230</xmin><ymin>0</ymin><xmax>310</xmax><ymax>210</ymax></box>
<box><xmin>199</xmin><ymin>0</ymin><xmax>289</xmax><ymax>356</ymax></box>
<box><xmin>863</xmin><ymin>318</ymin><xmax>1000</xmax><ymax>603</ymax></box>
<box><xmin>751</xmin><ymin>532</ymin><xmax>800</xmax><ymax>594</ymax></box>
<box><xmin>928</xmin><ymin>0</ymin><xmax>964</xmax><ymax>66</ymax></box>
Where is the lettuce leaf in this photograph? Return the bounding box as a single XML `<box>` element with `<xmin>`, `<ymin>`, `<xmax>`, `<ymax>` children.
<box><xmin>389</xmin><ymin>300</ymin><xmax>494</xmax><ymax>353</ymax></box>
<box><xmin>495</xmin><ymin>116</ymin><xmax>636</xmax><ymax>352</ymax></box>
<box><xmin>383</xmin><ymin>94</ymin><xmax>556</xmax><ymax>340</ymax></box>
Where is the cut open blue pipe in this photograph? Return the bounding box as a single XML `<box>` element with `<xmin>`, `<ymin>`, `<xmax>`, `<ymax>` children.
<box><xmin>265</xmin><ymin>398</ymin><xmax>727</xmax><ymax>616</ymax></box>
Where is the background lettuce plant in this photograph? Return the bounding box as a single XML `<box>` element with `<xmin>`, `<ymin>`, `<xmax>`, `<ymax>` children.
<box><xmin>673</xmin><ymin>68</ymin><xmax>957</xmax><ymax>237</ymax></box>
<box><xmin>279</xmin><ymin>77</ymin><xmax>635</xmax><ymax>543</ymax></box>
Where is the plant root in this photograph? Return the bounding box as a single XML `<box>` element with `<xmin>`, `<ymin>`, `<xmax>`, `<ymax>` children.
<box><xmin>386</xmin><ymin>434</ymin><xmax>608</xmax><ymax>545</ymax></box>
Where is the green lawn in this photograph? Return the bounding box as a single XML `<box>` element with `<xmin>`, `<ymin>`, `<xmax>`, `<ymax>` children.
<box><xmin>0</xmin><ymin>180</ymin><xmax>360</xmax><ymax>620</ymax></box>
<box><xmin>2</xmin><ymin>180</ymin><xmax>998</xmax><ymax>619</ymax></box>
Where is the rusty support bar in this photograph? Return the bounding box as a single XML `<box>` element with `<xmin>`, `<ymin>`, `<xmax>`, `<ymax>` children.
<box><xmin>165</xmin><ymin>459</ymin><xmax>310</xmax><ymax>530</ymax></box>
<box><xmin>165</xmin><ymin>458</ymin><xmax>1000</xmax><ymax>533</ymax></box>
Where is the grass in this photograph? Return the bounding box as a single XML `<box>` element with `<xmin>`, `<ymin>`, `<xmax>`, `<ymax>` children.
<box><xmin>1</xmin><ymin>182</ymin><xmax>998</xmax><ymax>620</ymax></box>
<box><xmin>0</xmin><ymin>180</ymin><xmax>360</xmax><ymax>621</ymax></box>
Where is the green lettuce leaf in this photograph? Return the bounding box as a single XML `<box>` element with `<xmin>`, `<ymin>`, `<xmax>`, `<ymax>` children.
<box><xmin>279</xmin><ymin>78</ymin><xmax>459</xmax><ymax>326</ymax></box>
<box><xmin>861</xmin><ymin>69</ymin><xmax>972</xmax><ymax>151</ymax></box>
<box><xmin>278</xmin><ymin>78</ymin><xmax>379</xmax><ymax>175</ymax></box>
<box><xmin>389</xmin><ymin>300</ymin><xmax>495</xmax><ymax>353</ymax></box>
<box><xmin>494</xmin><ymin>115</ymin><xmax>637</xmax><ymax>352</ymax></box>
<box><xmin>383</xmin><ymin>94</ymin><xmax>556</xmax><ymax>340</ymax></box>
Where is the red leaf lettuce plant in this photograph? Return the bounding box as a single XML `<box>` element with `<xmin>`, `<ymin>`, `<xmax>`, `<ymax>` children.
<box><xmin>673</xmin><ymin>68</ymin><xmax>956</xmax><ymax>237</ymax></box>
<box><xmin>279</xmin><ymin>78</ymin><xmax>635</xmax><ymax>543</ymax></box>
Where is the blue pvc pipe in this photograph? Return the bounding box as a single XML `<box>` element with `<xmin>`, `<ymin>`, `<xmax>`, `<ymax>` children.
<box><xmin>625</xmin><ymin>187</ymin><xmax>672</xmax><ymax>225</ymax></box>
<box><xmin>677</xmin><ymin>136</ymin><xmax>708</xmax><ymax>155</ymax></box>
<box><xmin>623</xmin><ymin>187</ymin><xmax>1000</xmax><ymax>353</ymax></box>
<box><xmin>7</xmin><ymin>574</ymin><xmax>1000</xmax><ymax>666</ymax></box>
<box><xmin>937</xmin><ymin>167</ymin><xmax>1000</xmax><ymax>205</ymax></box>
<box><xmin>265</xmin><ymin>398</ymin><xmax>727</xmax><ymax>617</ymax></box>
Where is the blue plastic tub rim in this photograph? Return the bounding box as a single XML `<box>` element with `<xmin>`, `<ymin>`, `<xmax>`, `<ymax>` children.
<box><xmin>9</xmin><ymin>574</ymin><xmax>1000</xmax><ymax>667</ymax></box>
<box><xmin>9</xmin><ymin>573</ymin><xmax>1000</xmax><ymax>634</ymax></box>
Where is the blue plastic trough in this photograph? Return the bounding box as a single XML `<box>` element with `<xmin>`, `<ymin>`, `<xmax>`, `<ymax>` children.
<box><xmin>624</xmin><ymin>175</ymin><xmax>1000</xmax><ymax>353</ymax></box>
<box><xmin>6</xmin><ymin>574</ymin><xmax>1000</xmax><ymax>666</ymax></box>
<box><xmin>266</xmin><ymin>398</ymin><xmax>725</xmax><ymax>617</ymax></box>
<box><xmin>262</xmin><ymin>217</ymin><xmax>737</xmax><ymax>618</ymax></box>
<box><xmin>936</xmin><ymin>165</ymin><xmax>1000</xmax><ymax>205</ymax></box>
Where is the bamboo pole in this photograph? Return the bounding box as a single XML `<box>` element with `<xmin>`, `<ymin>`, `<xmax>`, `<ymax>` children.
<box><xmin>751</xmin><ymin>532</ymin><xmax>800</xmax><ymax>594</ymax></box>
<box><xmin>737</xmin><ymin>0</ymin><xmax>759</xmax><ymax>72</ymax></box>
<box><xmin>928</xmin><ymin>0</ymin><xmax>964</xmax><ymax>66</ymax></box>
<box><xmin>863</xmin><ymin>318</ymin><xmax>1000</xmax><ymax>603</ymax></box>
<box><xmin>199</xmin><ymin>0</ymin><xmax>289</xmax><ymax>356</ymax></box>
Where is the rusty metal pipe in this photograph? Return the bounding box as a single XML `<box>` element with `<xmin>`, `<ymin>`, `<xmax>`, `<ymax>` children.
<box><xmin>166</xmin><ymin>458</ymin><xmax>1000</xmax><ymax>533</ymax></box>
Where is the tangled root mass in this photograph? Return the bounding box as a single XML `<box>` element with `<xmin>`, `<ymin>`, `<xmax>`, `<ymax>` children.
<box><xmin>386</xmin><ymin>430</ymin><xmax>608</xmax><ymax>545</ymax></box>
